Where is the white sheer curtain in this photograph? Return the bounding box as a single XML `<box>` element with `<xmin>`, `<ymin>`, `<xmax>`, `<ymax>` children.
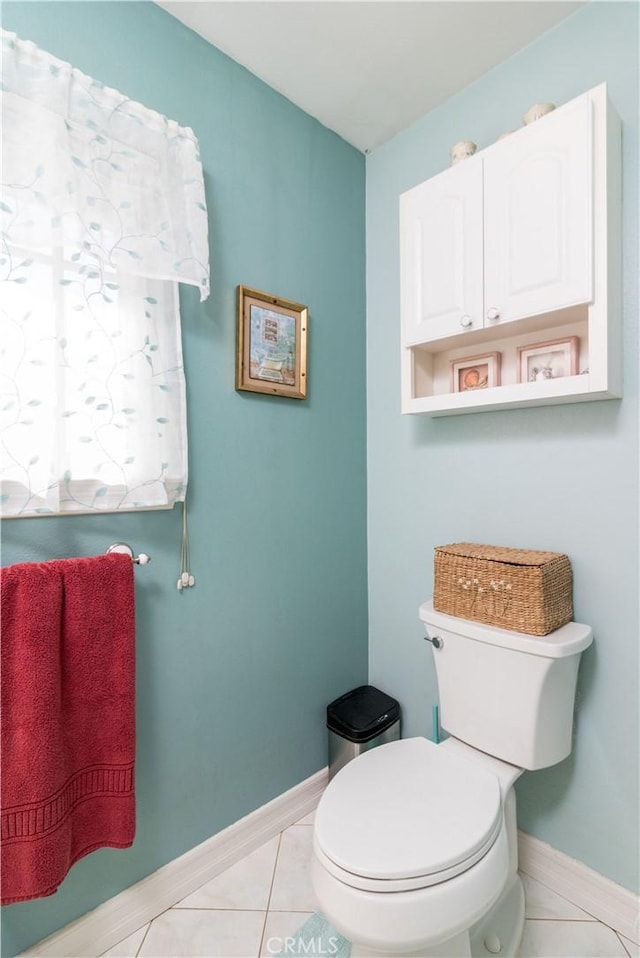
<box><xmin>0</xmin><ymin>31</ymin><xmax>209</xmax><ymax>517</ymax></box>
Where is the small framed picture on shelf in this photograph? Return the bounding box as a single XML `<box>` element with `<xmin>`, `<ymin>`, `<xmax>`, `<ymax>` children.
<box><xmin>516</xmin><ymin>336</ymin><xmax>579</xmax><ymax>384</ymax></box>
<box><xmin>450</xmin><ymin>352</ymin><xmax>501</xmax><ymax>393</ymax></box>
<box><xmin>236</xmin><ymin>286</ymin><xmax>308</xmax><ymax>399</ymax></box>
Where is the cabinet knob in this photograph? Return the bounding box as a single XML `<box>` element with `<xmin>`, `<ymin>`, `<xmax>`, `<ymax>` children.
<box><xmin>459</xmin><ymin>315</ymin><xmax>473</xmax><ymax>328</ymax></box>
<box><xmin>487</xmin><ymin>307</ymin><xmax>500</xmax><ymax>321</ymax></box>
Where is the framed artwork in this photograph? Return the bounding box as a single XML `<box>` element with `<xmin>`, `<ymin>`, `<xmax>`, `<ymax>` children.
<box><xmin>450</xmin><ymin>352</ymin><xmax>501</xmax><ymax>393</ymax></box>
<box><xmin>236</xmin><ymin>286</ymin><xmax>308</xmax><ymax>399</ymax></box>
<box><xmin>516</xmin><ymin>336</ymin><xmax>579</xmax><ymax>383</ymax></box>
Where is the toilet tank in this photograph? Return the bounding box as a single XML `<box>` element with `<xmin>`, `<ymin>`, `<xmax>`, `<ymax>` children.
<box><xmin>420</xmin><ymin>601</ymin><xmax>593</xmax><ymax>770</ymax></box>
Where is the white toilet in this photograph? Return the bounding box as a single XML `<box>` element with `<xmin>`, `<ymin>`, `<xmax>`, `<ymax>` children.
<box><xmin>312</xmin><ymin>600</ymin><xmax>593</xmax><ymax>957</ymax></box>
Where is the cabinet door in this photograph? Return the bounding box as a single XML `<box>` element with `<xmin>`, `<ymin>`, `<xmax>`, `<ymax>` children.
<box><xmin>484</xmin><ymin>95</ymin><xmax>592</xmax><ymax>327</ymax></box>
<box><xmin>400</xmin><ymin>160</ymin><xmax>483</xmax><ymax>345</ymax></box>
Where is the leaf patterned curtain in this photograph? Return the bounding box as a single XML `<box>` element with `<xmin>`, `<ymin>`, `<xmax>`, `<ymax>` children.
<box><xmin>0</xmin><ymin>31</ymin><xmax>210</xmax><ymax>517</ymax></box>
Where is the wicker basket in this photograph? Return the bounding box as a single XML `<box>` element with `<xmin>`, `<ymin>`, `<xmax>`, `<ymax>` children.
<box><xmin>433</xmin><ymin>542</ymin><xmax>573</xmax><ymax>636</ymax></box>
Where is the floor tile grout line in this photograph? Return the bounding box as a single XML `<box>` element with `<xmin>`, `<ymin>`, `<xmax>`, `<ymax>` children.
<box><xmin>258</xmin><ymin>830</ymin><xmax>284</xmax><ymax>958</ymax></box>
<box><xmin>134</xmin><ymin>920</ymin><xmax>151</xmax><ymax>958</ymax></box>
<box><xmin>172</xmin><ymin>905</ymin><xmax>275</xmax><ymax>913</ymax></box>
<box><xmin>267</xmin><ymin>831</ymin><xmax>284</xmax><ymax>912</ymax></box>
<box><xmin>615</xmin><ymin>932</ymin><xmax>633</xmax><ymax>958</ymax></box>
<box><xmin>613</xmin><ymin>928</ymin><xmax>639</xmax><ymax>953</ymax></box>
<box><xmin>131</xmin><ymin>899</ymin><xmax>184</xmax><ymax>957</ymax></box>
<box><xmin>520</xmin><ymin>872</ymin><xmax>604</xmax><ymax>923</ymax></box>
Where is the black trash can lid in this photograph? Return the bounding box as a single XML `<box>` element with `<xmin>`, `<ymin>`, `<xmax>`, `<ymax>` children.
<box><xmin>327</xmin><ymin>685</ymin><xmax>400</xmax><ymax>743</ymax></box>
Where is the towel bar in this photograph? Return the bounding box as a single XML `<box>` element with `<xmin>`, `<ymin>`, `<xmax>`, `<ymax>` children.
<box><xmin>106</xmin><ymin>543</ymin><xmax>151</xmax><ymax>565</ymax></box>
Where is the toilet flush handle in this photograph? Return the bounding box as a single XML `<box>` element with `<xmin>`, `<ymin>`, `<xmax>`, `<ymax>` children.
<box><xmin>424</xmin><ymin>633</ymin><xmax>443</xmax><ymax>649</ymax></box>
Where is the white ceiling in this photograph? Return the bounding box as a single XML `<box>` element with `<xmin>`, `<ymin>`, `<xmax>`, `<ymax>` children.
<box><xmin>157</xmin><ymin>1</ymin><xmax>584</xmax><ymax>153</ymax></box>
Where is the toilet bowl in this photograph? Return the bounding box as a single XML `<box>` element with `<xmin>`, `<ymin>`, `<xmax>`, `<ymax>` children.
<box><xmin>312</xmin><ymin>601</ymin><xmax>593</xmax><ymax>956</ymax></box>
<box><xmin>312</xmin><ymin>736</ymin><xmax>522</xmax><ymax>956</ymax></box>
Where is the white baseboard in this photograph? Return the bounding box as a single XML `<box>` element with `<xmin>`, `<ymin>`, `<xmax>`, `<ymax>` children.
<box><xmin>518</xmin><ymin>830</ymin><xmax>640</xmax><ymax>945</ymax></box>
<box><xmin>19</xmin><ymin>768</ymin><xmax>328</xmax><ymax>958</ymax></box>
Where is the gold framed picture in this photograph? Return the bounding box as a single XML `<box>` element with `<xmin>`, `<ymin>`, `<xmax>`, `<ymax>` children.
<box><xmin>236</xmin><ymin>286</ymin><xmax>308</xmax><ymax>399</ymax></box>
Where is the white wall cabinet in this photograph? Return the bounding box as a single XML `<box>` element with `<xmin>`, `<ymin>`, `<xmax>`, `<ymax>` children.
<box><xmin>399</xmin><ymin>83</ymin><xmax>621</xmax><ymax>416</ymax></box>
<box><xmin>400</xmin><ymin>160</ymin><xmax>483</xmax><ymax>345</ymax></box>
<box><xmin>484</xmin><ymin>96</ymin><xmax>592</xmax><ymax>327</ymax></box>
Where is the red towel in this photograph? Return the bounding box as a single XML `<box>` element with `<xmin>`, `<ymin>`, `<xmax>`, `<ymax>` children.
<box><xmin>1</xmin><ymin>554</ymin><xmax>136</xmax><ymax>904</ymax></box>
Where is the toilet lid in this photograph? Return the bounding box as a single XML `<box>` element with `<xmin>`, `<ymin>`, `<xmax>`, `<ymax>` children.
<box><xmin>315</xmin><ymin>737</ymin><xmax>502</xmax><ymax>884</ymax></box>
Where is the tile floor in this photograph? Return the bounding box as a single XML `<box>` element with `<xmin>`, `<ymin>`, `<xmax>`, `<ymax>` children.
<box><xmin>99</xmin><ymin>812</ymin><xmax>638</xmax><ymax>958</ymax></box>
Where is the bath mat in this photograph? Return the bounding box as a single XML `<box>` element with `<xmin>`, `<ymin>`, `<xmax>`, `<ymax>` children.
<box><xmin>275</xmin><ymin>911</ymin><xmax>351</xmax><ymax>957</ymax></box>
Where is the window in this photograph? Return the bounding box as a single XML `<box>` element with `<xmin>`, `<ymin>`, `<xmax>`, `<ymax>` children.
<box><xmin>0</xmin><ymin>31</ymin><xmax>209</xmax><ymax>517</ymax></box>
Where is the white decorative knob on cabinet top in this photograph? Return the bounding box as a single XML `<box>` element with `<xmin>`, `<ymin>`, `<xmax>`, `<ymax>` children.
<box><xmin>523</xmin><ymin>102</ymin><xmax>556</xmax><ymax>125</ymax></box>
<box><xmin>450</xmin><ymin>140</ymin><xmax>477</xmax><ymax>165</ymax></box>
<box><xmin>486</xmin><ymin>307</ymin><xmax>500</xmax><ymax>321</ymax></box>
<box><xmin>459</xmin><ymin>315</ymin><xmax>473</xmax><ymax>328</ymax></box>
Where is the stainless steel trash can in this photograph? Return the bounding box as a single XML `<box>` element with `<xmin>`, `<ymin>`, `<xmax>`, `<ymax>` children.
<box><xmin>327</xmin><ymin>685</ymin><xmax>401</xmax><ymax>780</ymax></box>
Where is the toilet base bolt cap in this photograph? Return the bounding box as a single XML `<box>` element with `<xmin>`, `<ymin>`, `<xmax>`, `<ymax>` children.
<box><xmin>484</xmin><ymin>934</ymin><xmax>502</xmax><ymax>954</ymax></box>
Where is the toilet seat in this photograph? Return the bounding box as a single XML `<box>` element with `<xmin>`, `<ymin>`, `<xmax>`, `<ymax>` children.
<box><xmin>314</xmin><ymin>737</ymin><xmax>503</xmax><ymax>892</ymax></box>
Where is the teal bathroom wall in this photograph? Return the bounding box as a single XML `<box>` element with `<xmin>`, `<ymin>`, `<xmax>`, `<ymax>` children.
<box><xmin>366</xmin><ymin>2</ymin><xmax>638</xmax><ymax>893</ymax></box>
<box><xmin>0</xmin><ymin>4</ymin><xmax>368</xmax><ymax>954</ymax></box>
